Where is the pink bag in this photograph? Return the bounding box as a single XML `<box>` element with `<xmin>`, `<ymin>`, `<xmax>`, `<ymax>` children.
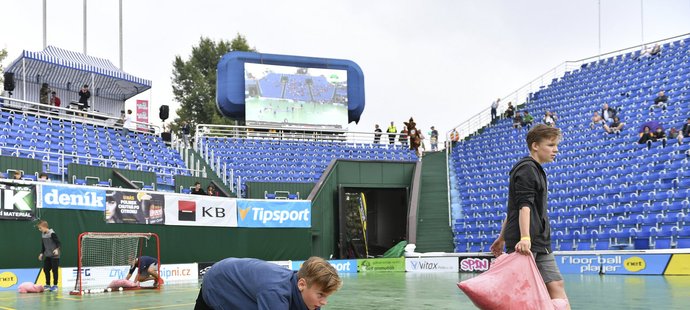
<box><xmin>17</xmin><ymin>282</ymin><xmax>44</xmax><ymax>293</ymax></box>
<box><xmin>108</xmin><ymin>279</ymin><xmax>139</xmax><ymax>289</ymax></box>
<box><xmin>457</xmin><ymin>252</ymin><xmax>569</xmax><ymax>310</ymax></box>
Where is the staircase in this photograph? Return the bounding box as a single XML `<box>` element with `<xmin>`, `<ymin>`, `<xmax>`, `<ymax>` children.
<box><xmin>415</xmin><ymin>151</ymin><xmax>454</xmax><ymax>252</ymax></box>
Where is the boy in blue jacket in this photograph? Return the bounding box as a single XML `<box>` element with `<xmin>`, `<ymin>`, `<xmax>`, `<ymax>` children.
<box><xmin>195</xmin><ymin>256</ymin><xmax>342</xmax><ymax>310</ymax></box>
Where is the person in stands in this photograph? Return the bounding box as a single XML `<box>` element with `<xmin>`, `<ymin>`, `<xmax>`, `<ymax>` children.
<box><xmin>522</xmin><ymin>110</ymin><xmax>534</xmax><ymax>129</ymax></box>
<box><xmin>590</xmin><ymin>111</ymin><xmax>604</xmax><ymax>129</ymax></box>
<box><xmin>50</xmin><ymin>91</ymin><xmax>61</xmax><ymax>114</ymax></box>
<box><xmin>603</xmin><ymin>116</ymin><xmax>625</xmax><ymax>135</ymax></box>
<box><xmin>491</xmin><ymin>98</ymin><xmax>500</xmax><ymax>123</ymax></box>
<box><xmin>207</xmin><ymin>185</ymin><xmax>219</xmax><ymax>197</ymax></box>
<box><xmin>601</xmin><ymin>103</ymin><xmax>617</xmax><ymax>123</ymax></box>
<box><xmin>668</xmin><ymin>127</ymin><xmax>683</xmax><ymax>145</ymax></box>
<box><xmin>513</xmin><ymin>111</ymin><xmax>523</xmax><ymax>130</ymax></box>
<box><xmin>399</xmin><ymin>127</ymin><xmax>409</xmax><ymax>147</ymax></box>
<box><xmin>191</xmin><ymin>182</ymin><xmax>206</xmax><ymax>195</ymax></box>
<box><xmin>373</xmin><ymin>125</ymin><xmax>382</xmax><ymax>144</ymax></box>
<box><xmin>543</xmin><ymin>111</ymin><xmax>555</xmax><ymax>127</ymax></box>
<box><xmin>504</xmin><ymin>102</ymin><xmax>515</xmax><ymax>119</ymax></box>
<box><xmin>639</xmin><ymin>126</ymin><xmax>655</xmax><ymax>149</ymax></box>
<box><xmin>649</xmin><ymin>90</ymin><xmax>669</xmax><ymax>112</ymax></box>
<box><xmin>78</xmin><ymin>84</ymin><xmax>91</xmax><ymax>114</ymax></box>
<box><xmin>386</xmin><ymin>122</ymin><xmax>397</xmax><ymax>145</ymax></box>
<box><xmin>653</xmin><ymin>127</ymin><xmax>667</xmax><ymax>148</ymax></box>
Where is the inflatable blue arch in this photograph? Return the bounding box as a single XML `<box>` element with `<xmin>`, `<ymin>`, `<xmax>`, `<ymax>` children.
<box><xmin>216</xmin><ymin>52</ymin><xmax>365</xmax><ymax>123</ymax></box>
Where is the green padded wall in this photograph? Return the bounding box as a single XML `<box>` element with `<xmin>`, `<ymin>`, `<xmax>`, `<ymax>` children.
<box><xmin>0</xmin><ymin>155</ymin><xmax>43</xmax><ymax>177</ymax></box>
<box><xmin>310</xmin><ymin>161</ymin><xmax>415</xmax><ymax>258</ymax></box>
<box><xmin>0</xmin><ymin>208</ymin><xmax>311</xmax><ymax>268</ymax></box>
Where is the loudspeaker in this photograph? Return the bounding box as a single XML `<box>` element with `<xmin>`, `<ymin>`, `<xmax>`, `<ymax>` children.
<box><xmin>3</xmin><ymin>72</ymin><xmax>15</xmax><ymax>92</ymax></box>
<box><xmin>161</xmin><ymin>132</ymin><xmax>171</xmax><ymax>142</ymax></box>
<box><xmin>159</xmin><ymin>105</ymin><xmax>169</xmax><ymax>121</ymax></box>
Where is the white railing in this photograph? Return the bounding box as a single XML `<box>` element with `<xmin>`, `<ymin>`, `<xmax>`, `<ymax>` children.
<box><xmin>0</xmin><ymin>145</ymin><xmax>203</xmax><ymax>184</ymax></box>
<box><xmin>0</xmin><ymin>95</ymin><xmax>160</xmax><ymax>134</ymax></box>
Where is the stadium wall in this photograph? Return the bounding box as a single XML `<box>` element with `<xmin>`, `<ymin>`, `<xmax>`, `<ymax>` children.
<box><xmin>310</xmin><ymin>160</ymin><xmax>416</xmax><ymax>258</ymax></box>
<box><xmin>0</xmin><ymin>208</ymin><xmax>311</xmax><ymax>269</ymax></box>
<box><xmin>68</xmin><ymin>163</ymin><xmax>156</xmax><ymax>188</ymax></box>
<box><xmin>246</xmin><ymin>182</ymin><xmax>315</xmax><ymax>199</ymax></box>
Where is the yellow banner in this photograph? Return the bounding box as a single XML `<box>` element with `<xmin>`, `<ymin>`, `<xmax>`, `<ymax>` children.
<box><xmin>664</xmin><ymin>254</ymin><xmax>690</xmax><ymax>275</ymax></box>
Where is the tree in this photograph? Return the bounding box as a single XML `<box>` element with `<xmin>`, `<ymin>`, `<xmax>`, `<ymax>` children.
<box><xmin>0</xmin><ymin>48</ymin><xmax>8</xmax><ymax>86</ymax></box>
<box><xmin>170</xmin><ymin>34</ymin><xmax>255</xmax><ymax>136</ymax></box>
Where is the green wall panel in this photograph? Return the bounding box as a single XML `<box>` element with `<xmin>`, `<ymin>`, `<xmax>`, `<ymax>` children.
<box><xmin>246</xmin><ymin>182</ymin><xmax>315</xmax><ymax>199</ymax></box>
<box><xmin>310</xmin><ymin>161</ymin><xmax>415</xmax><ymax>258</ymax></box>
<box><xmin>0</xmin><ymin>156</ymin><xmax>43</xmax><ymax>177</ymax></box>
<box><xmin>0</xmin><ymin>208</ymin><xmax>311</xmax><ymax>268</ymax></box>
<box><xmin>67</xmin><ymin>164</ymin><xmax>155</xmax><ymax>188</ymax></box>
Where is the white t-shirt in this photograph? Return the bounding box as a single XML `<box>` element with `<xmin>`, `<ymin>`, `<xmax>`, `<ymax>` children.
<box><xmin>124</xmin><ymin>114</ymin><xmax>136</xmax><ymax>130</ymax></box>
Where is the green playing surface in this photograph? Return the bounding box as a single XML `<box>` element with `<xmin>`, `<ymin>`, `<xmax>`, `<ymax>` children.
<box><xmin>2</xmin><ymin>273</ymin><xmax>690</xmax><ymax>309</ymax></box>
<box><xmin>245</xmin><ymin>97</ymin><xmax>348</xmax><ymax>127</ymax></box>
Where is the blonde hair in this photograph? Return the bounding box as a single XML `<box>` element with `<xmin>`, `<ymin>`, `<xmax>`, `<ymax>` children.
<box><xmin>297</xmin><ymin>257</ymin><xmax>342</xmax><ymax>293</ymax></box>
<box><xmin>37</xmin><ymin>220</ymin><xmax>49</xmax><ymax>228</ymax></box>
<box><xmin>526</xmin><ymin>124</ymin><xmax>561</xmax><ymax>151</ymax></box>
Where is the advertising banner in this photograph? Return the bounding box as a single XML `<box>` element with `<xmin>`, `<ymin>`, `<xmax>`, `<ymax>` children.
<box><xmin>136</xmin><ymin>100</ymin><xmax>149</xmax><ymax>131</ymax></box>
<box><xmin>406</xmin><ymin>257</ymin><xmax>458</xmax><ymax>273</ymax></box>
<box><xmin>356</xmin><ymin>258</ymin><xmax>405</xmax><ymax>272</ymax></box>
<box><xmin>40</xmin><ymin>184</ymin><xmax>106</xmax><ymax>211</ymax></box>
<box><xmin>556</xmin><ymin>254</ymin><xmax>672</xmax><ymax>275</ymax></box>
<box><xmin>63</xmin><ymin>263</ymin><xmax>198</xmax><ymax>288</ymax></box>
<box><xmin>0</xmin><ymin>182</ymin><xmax>36</xmax><ymax>220</ymax></box>
<box><xmin>291</xmin><ymin>259</ymin><xmax>357</xmax><ymax>274</ymax></box>
<box><xmin>664</xmin><ymin>254</ymin><xmax>690</xmax><ymax>275</ymax></box>
<box><xmin>106</xmin><ymin>190</ymin><xmax>165</xmax><ymax>225</ymax></box>
<box><xmin>0</xmin><ymin>269</ymin><xmax>40</xmax><ymax>291</ymax></box>
<box><xmin>237</xmin><ymin>199</ymin><xmax>311</xmax><ymax>228</ymax></box>
<box><xmin>164</xmin><ymin>195</ymin><xmax>237</xmax><ymax>227</ymax></box>
<box><xmin>459</xmin><ymin>256</ymin><xmax>495</xmax><ymax>273</ymax></box>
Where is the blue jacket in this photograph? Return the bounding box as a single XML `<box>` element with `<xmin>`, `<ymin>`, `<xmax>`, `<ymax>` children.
<box><xmin>202</xmin><ymin>258</ymin><xmax>310</xmax><ymax>310</ymax></box>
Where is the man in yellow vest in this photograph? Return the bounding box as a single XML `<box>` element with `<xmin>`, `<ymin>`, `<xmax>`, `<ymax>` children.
<box><xmin>387</xmin><ymin>122</ymin><xmax>397</xmax><ymax>145</ymax></box>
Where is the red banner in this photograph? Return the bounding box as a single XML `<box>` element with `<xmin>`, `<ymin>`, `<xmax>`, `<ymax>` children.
<box><xmin>136</xmin><ymin>100</ymin><xmax>149</xmax><ymax>131</ymax></box>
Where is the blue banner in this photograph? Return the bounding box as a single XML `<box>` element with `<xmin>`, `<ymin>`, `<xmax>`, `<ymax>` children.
<box><xmin>41</xmin><ymin>184</ymin><xmax>106</xmax><ymax>211</ymax></box>
<box><xmin>0</xmin><ymin>269</ymin><xmax>40</xmax><ymax>291</ymax></box>
<box><xmin>556</xmin><ymin>254</ymin><xmax>672</xmax><ymax>275</ymax></box>
<box><xmin>237</xmin><ymin>200</ymin><xmax>311</xmax><ymax>228</ymax></box>
<box><xmin>291</xmin><ymin>259</ymin><xmax>358</xmax><ymax>274</ymax></box>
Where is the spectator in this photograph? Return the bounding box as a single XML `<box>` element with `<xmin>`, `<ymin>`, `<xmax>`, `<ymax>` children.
<box><xmin>636</xmin><ymin>44</ymin><xmax>660</xmax><ymax>61</ymax></box>
<box><xmin>50</xmin><ymin>91</ymin><xmax>61</xmax><ymax>114</ymax></box>
<box><xmin>207</xmin><ymin>185</ymin><xmax>219</xmax><ymax>196</ymax></box>
<box><xmin>649</xmin><ymin>90</ymin><xmax>668</xmax><ymax>112</ymax></box>
<box><xmin>399</xmin><ymin>127</ymin><xmax>409</xmax><ymax>147</ymax></box>
<box><xmin>38</xmin><ymin>173</ymin><xmax>49</xmax><ymax>181</ymax></box>
<box><xmin>78</xmin><ymin>84</ymin><xmax>91</xmax><ymax>113</ymax></box>
<box><xmin>682</xmin><ymin>118</ymin><xmax>690</xmax><ymax>140</ymax></box>
<box><xmin>603</xmin><ymin>116</ymin><xmax>625</xmax><ymax>135</ymax></box>
<box><xmin>39</xmin><ymin>83</ymin><xmax>50</xmax><ymax>107</ymax></box>
<box><xmin>601</xmin><ymin>103</ymin><xmax>617</xmax><ymax>123</ymax></box>
<box><xmin>654</xmin><ymin>127</ymin><xmax>667</xmax><ymax>148</ymax></box>
<box><xmin>638</xmin><ymin>126</ymin><xmax>654</xmax><ymax>149</ymax></box>
<box><xmin>512</xmin><ymin>111</ymin><xmax>523</xmax><ymax>130</ymax></box>
<box><xmin>191</xmin><ymin>182</ymin><xmax>206</xmax><ymax>195</ymax></box>
<box><xmin>386</xmin><ymin>122</ymin><xmax>397</xmax><ymax>145</ymax></box>
<box><xmin>181</xmin><ymin>121</ymin><xmax>191</xmax><ymax>147</ymax></box>
<box><xmin>374</xmin><ymin>124</ymin><xmax>382</xmax><ymax>144</ymax></box>
<box><xmin>504</xmin><ymin>102</ymin><xmax>515</xmax><ymax>119</ymax></box>
<box><xmin>650</xmin><ymin>43</ymin><xmax>661</xmax><ymax>56</ymax></box>
<box><xmin>590</xmin><ymin>111</ymin><xmax>604</xmax><ymax>129</ymax></box>
<box><xmin>491</xmin><ymin>98</ymin><xmax>500</xmax><ymax>122</ymax></box>
<box><xmin>669</xmin><ymin>127</ymin><xmax>683</xmax><ymax>145</ymax></box>
<box><xmin>543</xmin><ymin>111</ymin><xmax>556</xmax><ymax>127</ymax></box>
<box><xmin>12</xmin><ymin>171</ymin><xmax>22</xmax><ymax>180</ymax></box>
<box><xmin>522</xmin><ymin>110</ymin><xmax>534</xmax><ymax>129</ymax></box>
<box><xmin>430</xmin><ymin>126</ymin><xmax>439</xmax><ymax>151</ymax></box>
<box><xmin>449</xmin><ymin>129</ymin><xmax>460</xmax><ymax>147</ymax></box>
<box><xmin>123</xmin><ymin>109</ymin><xmax>136</xmax><ymax>136</ymax></box>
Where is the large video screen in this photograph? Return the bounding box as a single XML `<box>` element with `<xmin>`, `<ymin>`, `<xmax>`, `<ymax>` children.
<box><xmin>244</xmin><ymin>63</ymin><xmax>348</xmax><ymax>128</ymax></box>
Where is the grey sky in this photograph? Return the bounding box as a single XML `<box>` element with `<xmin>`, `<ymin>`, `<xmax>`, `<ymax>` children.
<box><xmin>2</xmin><ymin>0</ymin><xmax>690</xmax><ymax>136</ymax></box>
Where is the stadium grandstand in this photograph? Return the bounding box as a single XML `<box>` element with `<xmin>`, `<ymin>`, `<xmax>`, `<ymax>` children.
<box><xmin>450</xmin><ymin>35</ymin><xmax>690</xmax><ymax>253</ymax></box>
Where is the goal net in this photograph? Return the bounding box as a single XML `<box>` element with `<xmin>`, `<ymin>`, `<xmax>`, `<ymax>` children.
<box><xmin>70</xmin><ymin>232</ymin><xmax>160</xmax><ymax>295</ymax></box>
